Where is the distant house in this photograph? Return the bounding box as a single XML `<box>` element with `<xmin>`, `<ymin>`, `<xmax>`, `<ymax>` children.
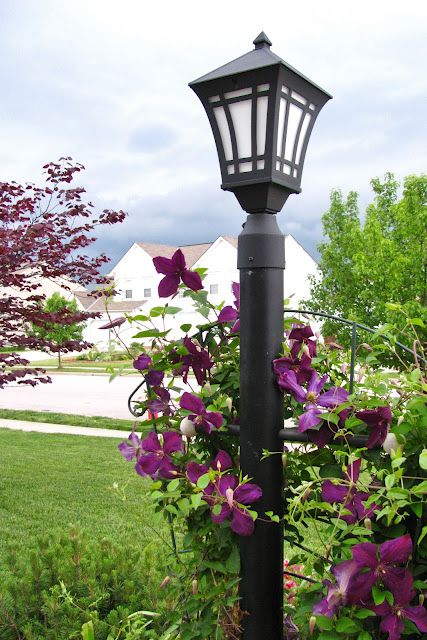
<box><xmin>91</xmin><ymin>235</ymin><xmax>317</xmax><ymax>347</ymax></box>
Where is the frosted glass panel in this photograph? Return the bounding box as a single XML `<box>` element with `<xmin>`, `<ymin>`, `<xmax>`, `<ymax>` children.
<box><xmin>239</xmin><ymin>162</ymin><xmax>252</xmax><ymax>173</ymax></box>
<box><xmin>213</xmin><ymin>106</ymin><xmax>233</xmax><ymax>161</ymax></box>
<box><xmin>256</xmin><ymin>96</ymin><xmax>268</xmax><ymax>156</ymax></box>
<box><xmin>309</xmin><ymin>103</ymin><xmax>316</xmax><ymax>111</ymax></box>
<box><xmin>227</xmin><ymin>165</ymin><xmax>235</xmax><ymax>174</ymax></box>
<box><xmin>281</xmin><ymin>85</ymin><xmax>289</xmax><ymax>94</ymax></box>
<box><xmin>284</xmin><ymin>103</ymin><xmax>303</xmax><ymax>161</ymax></box>
<box><xmin>291</xmin><ymin>91</ymin><xmax>307</xmax><ymax>105</ymax></box>
<box><xmin>276</xmin><ymin>161</ymin><xmax>281</xmax><ymax>170</ymax></box>
<box><xmin>257</xmin><ymin>83</ymin><xmax>269</xmax><ymax>92</ymax></box>
<box><xmin>224</xmin><ymin>88</ymin><xmax>252</xmax><ymax>99</ymax></box>
<box><xmin>283</xmin><ymin>164</ymin><xmax>291</xmax><ymax>175</ymax></box>
<box><xmin>209</xmin><ymin>95</ymin><xmax>220</xmax><ymax>103</ymax></box>
<box><xmin>257</xmin><ymin>160</ymin><xmax>265</xmax><ymax>170</ymax></box>
<box><xmin>229</xmin><ymin>100</ymin><xmax>252</xmax><ymax>159</ymax></box>
<box><xmin>295</xmin><ymin>113</ymin><xmax>311</xmax><ymax>164</ymax></box>
<box><xmin>276</xmin><ymin>97</ymin><xmax>287</xmax><ymax>157</ymax></box>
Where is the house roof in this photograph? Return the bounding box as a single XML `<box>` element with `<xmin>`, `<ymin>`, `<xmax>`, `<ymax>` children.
<box><xmin>86</xmin><ymin>298</ymin><xmax>146</xmax><ymax>312</ymax></box>
<box><xmin>137</xmin><ymin>237</ymin><xmax>237</xmax><ymax>268</ymax></box>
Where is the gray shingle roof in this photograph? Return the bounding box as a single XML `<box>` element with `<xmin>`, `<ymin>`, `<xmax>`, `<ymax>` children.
<box><xmin>136</xmin><ymin>237</ymin><xmax>238</xmax><ymax>268</ymax></box>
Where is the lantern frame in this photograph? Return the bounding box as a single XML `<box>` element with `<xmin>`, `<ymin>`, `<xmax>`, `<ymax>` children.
<box><xmin>190</xmin><ymin>33</ymin><xmax>332</xmax><ymax>213</ymax></box>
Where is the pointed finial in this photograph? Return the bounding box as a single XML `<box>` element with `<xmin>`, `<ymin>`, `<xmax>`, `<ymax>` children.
<box><xmin>253</xmin><ymin>32</ymin><xmax>272</xmax><ymax>50</ymax></box>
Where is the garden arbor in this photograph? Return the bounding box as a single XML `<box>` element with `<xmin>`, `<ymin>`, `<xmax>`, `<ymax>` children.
<box><xmin>190</xmin><ymin>33</ymin><xmax>332</xmax><ymax>639</ymax></box>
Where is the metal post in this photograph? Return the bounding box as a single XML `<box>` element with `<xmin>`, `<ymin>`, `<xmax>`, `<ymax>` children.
<box><xmin>238</xmin><ymin>212</ymin><xmax>285</xmax><ymax>640</ymax></box>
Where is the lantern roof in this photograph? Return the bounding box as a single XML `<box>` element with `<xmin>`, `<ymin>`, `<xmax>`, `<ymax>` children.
<box><xmin>190</xmin><ymin>32</ymin><xmax>332</xmax><ymax>98</ymax></box>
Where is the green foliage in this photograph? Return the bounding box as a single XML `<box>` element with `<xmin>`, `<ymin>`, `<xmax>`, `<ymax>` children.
<box><xmin>31</xmin><ymin>292</ymin><xmax>85</xmax><ymax>367</ymax></box>
<box><xmin>306</xmin><ymin>173</ymin><xmax>427</xmax><ymax>349</ymax></box>
<box><xmin>0</xmin><ymin>526</ymin><xmax>168</xmax><ymax>639</ymax></box>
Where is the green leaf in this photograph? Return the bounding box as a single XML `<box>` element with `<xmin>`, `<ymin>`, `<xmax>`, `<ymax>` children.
<box><xmin>417</xmin><ymin>525</ymin><xmax>427</xmax><ymax>546</ymax></box>
<box><xmin>319</xmin><ymin>464</ymin><xmax>343</xmax><ymax>479</ymax></box>
<box><xmin>167</xmin><ymin>479</ymin><xmax>180</xmax><ymax>492</ymax></box>
<box><xmin>372</xmin><ymin>585</ymin><xmax>386</xmax><ymax>605</ymax></box>
<box><xmin>225</xmin><ymin>546</ymin><xmax>240</xmax><ymax>573</ymax></box>
<box><xmin>212</xmin><ymin>504</ymin><xmax>222</xmax><ymax>515</ymax></box>
<box><xmin>354</xmin><ymin>609</ymin><xmax>376</xmax><ymax>619</ymax></box>
<box><xmin>196</xmin><ymin>473</ymin><xmax>211</xmax><ymax>489</ymax></box>
<box><xmin>357</xmin><ymin>632</ymin><xmax>373</xmax><ymax>640</ymax></box>
<box><xmin>336</xmin><ymin>617</ymin><xmax>361</xmax><ymax>633</ymax></box>
<box><xmin>412</xmin><ymin>480</ymin><xmax>427</xmax><ymax>496</ymax></box>
<box><xmin>385</xmin><ymin>474</ymin><xmax>395</xmax><ymax>489</ymax></box>
<box><xmin>191</xmin><ymin>493</ymin><xmax>204</xmax><ymax>509</ymax></box>
<box><xmin>410</xmin><ymin>502</ymin><xmax>422</xmax><ymax>517</ymax></box>
<box><xmin>164</xmin><ymin>306</ymin><xmax>182</xmax><ymax>315</ymax></box>
<box><xmin>82</xmin><ymin>621</ymin><xmax>95</xmax><ymax>640</ymax></box>
<box><xmin>315</xmin><ymin>615</ymin><xmax>334</xmax><ymax>630</ymax></box>
<box><xmin>419</xmin><ymin>449</ymin><xmax>427</xmax><ymax>470</ymax></box>
<box><xmin>180</xmin><ymin>323</ymin><xmax>192</xmax><ymax>332</ymax></box>
<box><xmin>318</xmin><ymin>632</ymin><xmax>341</xmax><ymax>640</ymax></box>
<box><xmin>150</xmin><ymin>306</ymin><xmax>166</xmax><ymax>317</ymax></box>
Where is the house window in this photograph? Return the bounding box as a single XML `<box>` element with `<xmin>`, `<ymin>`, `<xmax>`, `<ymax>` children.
<box><xmin>144</xmin><ymin>288</ymin><xmax>151</xmax><ymax>298</ymax></box>
<box><xmin>209</xmin><ymin>284</ymin><xmax>219</xmax><ymax>295</ymax></box>
<box><xmin>125</xmin><ymin>289</ymin><xmax>132</xmax><ymax>299</ymax></box>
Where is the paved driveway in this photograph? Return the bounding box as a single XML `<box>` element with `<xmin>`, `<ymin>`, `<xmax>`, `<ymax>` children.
<box><xmin>0</xmin><ymin>374</ymin><xmax>145</xmax><ymax>419</ymax></box>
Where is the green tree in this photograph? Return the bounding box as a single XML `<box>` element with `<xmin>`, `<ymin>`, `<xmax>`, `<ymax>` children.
<box><xmin>305</xmin><ymin>173</ymin><xmax>427</xmax><ymax>348</ymax></box>
<box><xmin>31</xmin><ymin>293</ymin><xmax>85</xmax><ymax>369</ymax></box>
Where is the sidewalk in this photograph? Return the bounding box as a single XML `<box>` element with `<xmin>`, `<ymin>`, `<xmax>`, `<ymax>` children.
<box><xmin>0</xmin><ymin>419</ymin><xmax>131</xmax><ymax>439</ymax></box>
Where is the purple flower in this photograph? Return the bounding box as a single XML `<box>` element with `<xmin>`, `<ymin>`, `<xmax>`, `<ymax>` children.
<box><xmin>181</xmin><ymin>337</ymin><xmax>213</xmax><ymax>385</ymax></box>
<box><xmin>218</xmin><ymin>282</ymin><xmax>240</xmax><ymax>332</ymax></box>
<box><xmin>133</xmin><ymin>353</ymin><xmax>152</xmax><ymax>371</ymax></box>
<box><xmin>280</xmin><ymin>370</ymin><xmax>349</xmax><ymax>432</ymax></box>
<box><xmin>289</xmin><ymin>325</ymin><xmax>317</xmax><ymax>359</ymax></box>
<box><xmin>349</xmin><ymin>534</ymin><xmax>413</xmax><ymax>598</ymax></box>
<box><xmin>179</xmin><ymin>392</ymin><xmax>223</xmax><ymax>434</ymax></box>
<box><xmin>118</xmin><ymin>432</ymin><xmax>142</xmax><ymax>461</ymax></box>
<box><xmin>148</xmin><ymin>387</ymin><xmax>173</xmax><ymax>416</ymax></box>
<box><xmin>356</xmin><ymin>405</ymin><xmax>392</xmax><ymax>448</ymax></box>
<box><xmin>186</xmin><ymin>450</ymin><xmax>233</xmax><ymax>487</ymax></box>
<box><xmin>371</xmin><ymin>571</ymin><xmax>427</xmax><ymax>640</ymax></box>
<box><xmin>209</xmin><ymin>474</ymin><xmax>262</xmax><ymax>536</ymax></box>
<box><xmin>322</xmin><ymin>458</ymin><xmax>378</xmax><ymax>524</ymax></box>
<box><xmin>153</xmin><ymin>249</ymin><xmax>203</xmax><ymax>297</ymax></box>
<box><xmin>306</xmin><ymin>408</ymin><xmax>350</xmax><ymax>448</ymax></box>
<box><xmin>145</xmin><ymin>369</ymin><xmax>164</xmax><ymax>386</ymax></box>
<box><xmin>135</xmin><ymin>431</ymin><xmax>183</xmax><ymax>480</ymax></box>
<box><xmin>313</xmin><ymin>560</ymin><xmax>360</xmax><ymax>617</ymax></box>
<box><xmin>273</xmin><ymin>352</ymin><xmax>313</xmax><ymax>386</ymax></box>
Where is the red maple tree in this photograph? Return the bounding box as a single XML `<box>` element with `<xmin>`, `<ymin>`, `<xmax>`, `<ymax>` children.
<box><xmin>0</xmin><ymin>157</ymin><xmax>126</xmax><ymax>388</ymax></box>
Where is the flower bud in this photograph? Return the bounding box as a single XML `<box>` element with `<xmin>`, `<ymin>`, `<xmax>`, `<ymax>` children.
<box><xmin>301</xmin><ymin>487</ymin><xmax>311</xmax><ymax>502</ymax></box>
<box><xmin>383</xmin><ymin>433</ymin><xmax>398</xmax><ymax>455</ymax></box>
<box><xmin>325</xmin><ymin>544</ymin><xmax>331</xmax><ymax>560</ymax></box>
<box><xmin>419</xmin><ymin>593</ymin><xmax>424</xmax><ymax>606</ymax></box>
<box><xmin>192</xmin><ymin>579</ymin><xmax>198</xmax><ymax>595</ymax></box>
<box><xmin>226</xmin><ymin>397</ymin><xmax>233</xmax><ymax>412</ymax></box>
<box><xmin>159</xmin><ymin>575</ymin><xmax>171</xmax><ymax>589</ymax></box>
<box><xmin>180</xmin><ymin>417</ymin><xmax>197</xmax><ymax>437</ymax></box>
<box><xmin>204</xmin><ymin>382</ymin><xmax>212</xmax><ymax>396</ymax></box>
<box><xmin>364</xmin><ymin>517</ymin><xmax>372</xmax><ymax>531</ymax></box>
<box><xmin>397</xmin><ymin>414</ymin><xmax>404</xmax><ymax>426</ymax></box>
<box><xmin>309</xmin><ymin>615</ymin><xmax>316</xmax><ymax>635</ymax></box>
<box><xmin>360</xmin><ymin>342</ymin><xmax>373</xmax><ymax>352</ymax></box>
<box><xmin>282</xmin><ymin>452</ymin><xmax>288</xmax><ymax>468</ymax></box>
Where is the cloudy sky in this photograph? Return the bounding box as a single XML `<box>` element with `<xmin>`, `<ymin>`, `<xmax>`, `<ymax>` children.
<box><xmin>1</xmin><ymin>0</ymin><xmax>426</xmax><ymax>266</ymax></box>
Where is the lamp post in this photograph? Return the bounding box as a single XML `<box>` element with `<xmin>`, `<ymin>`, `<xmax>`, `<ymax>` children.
<box><xmin>190</xmin><ymin>33</ymin><xmax>331</xmax><ymax>639</ymax></box>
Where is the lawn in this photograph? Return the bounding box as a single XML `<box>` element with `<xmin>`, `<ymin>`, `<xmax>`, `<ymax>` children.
<box><xmin>0</xmin><ymin>408</ymin><xmax>139</xmax><ymax>431</ymax></box>
<box><xmin>0</xmin><ymin>428</ymin><xmax>165</xmax><ymax>559</ymax></box>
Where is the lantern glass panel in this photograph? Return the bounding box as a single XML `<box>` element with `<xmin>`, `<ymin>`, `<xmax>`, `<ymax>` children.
<box><xmin>256</xmin><ymin>96</ymin><xmax>268</xmax><ymax>156</ymax></box>
<box><xmin>213</xmin><ymin>106</ymin><xmax>233</xmax><ymax>161</ymax></box>
<box><xmin>229</xmin><ymin>99</ymin><xmax>252</xmax><ymax>159</ymax></box>
<box><xmin>284</xmin><ymin>102</ymin><xmax>303</xmax><ymax>162</ymax></box>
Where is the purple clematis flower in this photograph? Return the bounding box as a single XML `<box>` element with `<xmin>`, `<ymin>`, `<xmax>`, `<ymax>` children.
<box><xmin>148</xmin><ymin>387</ymin><xmax>173</xmax><ymax>416</ymax></box>
<box><xmin>153</xmin><ymin>249</ymin><xmax>203</xmax><ymax>297</ymax></box>
<box><xmin>181</xmin><ymin>337</ymin><xmax>213</xmax><ymax>385</ymax></box>
<box><xmin>371</xmin><ymin>571</ymin><xmax>427</xmax><ymax>640</ymax></box>
<box><xmin>118</xmin><ymin>432</ymin><xmax>142</xmax><ymax>461</ymax></box>
<box><xmin>133</xmin><ymin>353</ymin><xmax>152</xmax><ymax>371</ymax></box>
<box><xmin>210</xmin><ymin>474</ymin><xmax>262</xmax><ymax>536</ymax></box>
<box><xmin>179</xmin><ymin>392</ymin><xmax>223</xmax><ymax>434</ymax></box>
<box><xmin>273</xmin><ymin>352</ymin><xmax>313</xmax><ymax>386</ymax></box>
<box><xmin>134</xmin><ymin>431</ymin><xmax>183</xmax><ymax>480</ymax></box>
<box><xmin>349</xmin><ymin>534</ymin><xmax>413</xmax><ymax>598</ymax></box>
<box><xmin>322</xmin><ymin>458</ymin><xmax>378</xmax><ymax>524</ymax></box>
<box><xmin>313</xmin><ymin>559</ymin><xmax>360</xmax><ymax>617</ymax></box>
<box><xmin>186</xmin><ymin>449</ymin><xmax>233</xmax><ymax>489</ymax></box>
<box><xmin>289</xmin><ymin>325</ymin><xmax>317</xmax><ymax>359</ymax></box>
<box><xmin>280</xmin><ymin>369</ymin><xmax>349</xmax><ymax>433</ymax></box>
<box><xmin>356</xmin><ymin>405</ymin><xmax>392</xmax><ymax>448</ymax></box>
<box><xmin>145</xmin><ymin>369</ymin><xmax>164</xmax><ymax>386</ymax></box>
<box><xmin>218</xmin><ymin>282</ymin><xmax>240</xmax><ymax>333</ymax></box>
<box><xmin>307</xmin><ymin>408</ymin><xmax>350</xmax><ymax>448</ymax></box>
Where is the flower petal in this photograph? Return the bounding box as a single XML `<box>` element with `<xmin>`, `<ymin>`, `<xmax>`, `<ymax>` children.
<box><xmin>322</xmin><ymin>480</ymin><xmax>350</xmax><ymax>504</ymax></box>
<box><xmin>187</xmin><ymin>461</ymin><xmax>209</xmax><ymax>484</ymax></box>
<box><xmin>205</xmin><ymin>411</ymin><xmax>223</xmax><ymax>428</ymax></box>
<box><xmin>181</xmin><ymin>269</ymin><xmax>203</xmax><ymax>291</ymax></box>
<box><xmin>404</xmin><ymin>605</ymin><xmax>427</xmax><ymax>633</ymax></box>
<box><xmin>162</xmin><ymin>431</ymin><xmax>183</xmax><ymax>454</ymax></box>
<box><xmin>280</xmin><ymin>370</ymin><xmax>307</xmax><ymax>403</ymax></box>
<box><xmin>217</xmin><ymin>474</ymin><xmax>238</xmax><ymax>496</ymax></box>
<box><xmin>351</xmin><ymin>542</ymin><xmax>378</xmax><ymax>569</ymax></box>
<box><xmin>318</xmin><ymin>386</ymin><xmax>349</xmax><ymax>408</ymax></box>
<box><xmin>179</xmin><ymin>391</ymin><xmax>205</xmax><ymax>415</ymax></box>
<box><xmin>212</xmin><ymin>450</ymin><xmax>232</xmax><ymax>471</ymax></box>
<box><xmin>218</xmin><ymin>306</ymin><xmax>238</xmax><ymax>323</ymax></box>
<box><xmin>234</xmin><ymin>482</ymin><xmax>262</xmax><ymax>505</ymax></box>
<box><xmin>158</xmin><ymin>274</ymin><xmax>180</xmax><ymax>298</ymax></box>
<box><xmin>135</xmin><ymin>454</ymin><xmax>160</xmax><ymax>478</ymax></box>
<box><xmin>211</xmin><ymin>503</ymin><xmax>231</xmax><ymax>523</ymax></box>
<box><xmin>152</xmin><ymin>256</ymin><xmax>176</xmax><ymax>275</ymax></box>
<box><xmin>133</xmin><ymin>353</ymin><xmax>152</xmax><ymax>371</ymax></box>
<box><xmin>379</xmin><ymin>613</ymin><xmax>404</xmax><ymax>640</ymax></box>
<box><xmin>380</xmin><ymin>534</ymin><xmax>412</xmax><ymax>565</ymax></box>
<box><xmin>230</xmin><ymin>506</ymin><xmax>255</xmax><ymax>536</ymax></box>
<box><xmin>171</xmin><ymin>248</ymin><xmax>186</xmax><ymax>271</ymax></box>
<box><xmin>298</xmin><ymin>407</ymin><xmax>322</xmax><ymax>432</ymax></box>
<box><xmin>141</xmin><ymin>431</ymin><xmax>161</xmax><ymax>453</ymax></box>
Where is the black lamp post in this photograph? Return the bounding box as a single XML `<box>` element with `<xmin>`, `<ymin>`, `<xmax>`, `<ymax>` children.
<box><xmin>190</xmin><ymin>33</ymin><xmax>331</xmax><ymax>639</ymax></box>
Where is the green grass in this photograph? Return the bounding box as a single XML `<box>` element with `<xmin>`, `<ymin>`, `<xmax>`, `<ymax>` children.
<box><xmin>28</xmin><ymin>357</ymin><xmax>135</xmax><ymax>373</ymax></box>
<box><xmin>0</xmin><ymin>408</ymin><xmax>139</xmax><ymax>431</ymax></box>
<box><xmin>0</xmin><ymin>429</ymin><xmax>168</xmax><ymax>561</ymax></box>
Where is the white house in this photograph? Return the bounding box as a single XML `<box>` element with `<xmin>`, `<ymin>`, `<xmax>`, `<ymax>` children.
<box><xmin>84</xmin><ymin>235</ymin><xmax>317</xmax><ymax>348</ymax></box>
